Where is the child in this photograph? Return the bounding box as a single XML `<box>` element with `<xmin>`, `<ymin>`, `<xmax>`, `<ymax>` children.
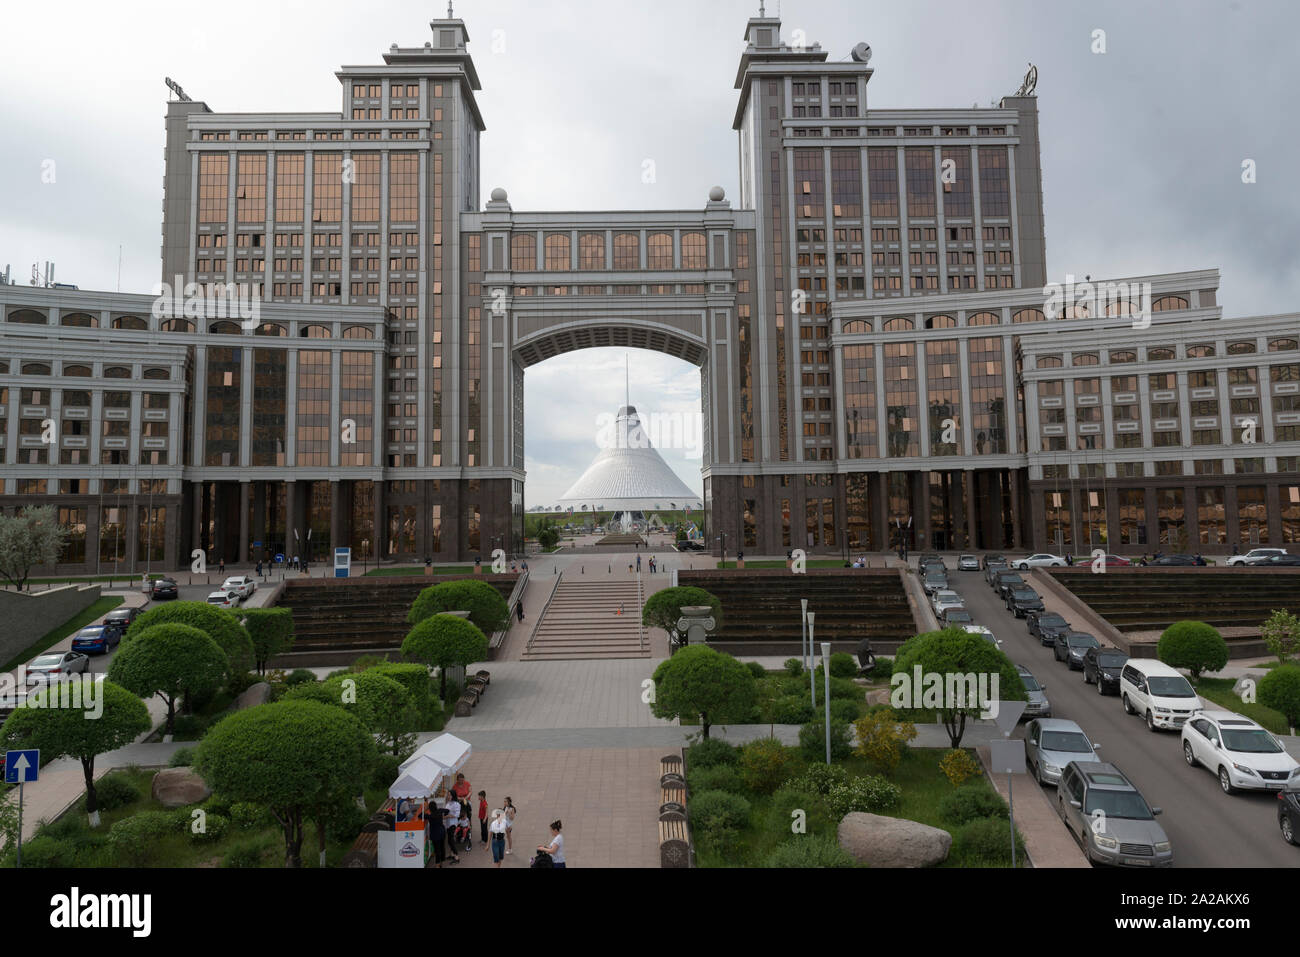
<box><xmin>478</xmin><ymin>790</ymin><xmax>489</xmax><ymax>849</ymax></box>
<box><xmin>457</xmin><ymin>804</ymin><xmax>472</xmax><ymax>851</ymax></box>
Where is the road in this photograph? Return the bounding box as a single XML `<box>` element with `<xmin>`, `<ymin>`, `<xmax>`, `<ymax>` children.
<box><xmin>946</xmin><ymin>565</ymin><xmax>1299</xmax><ymax>868</ymax></box>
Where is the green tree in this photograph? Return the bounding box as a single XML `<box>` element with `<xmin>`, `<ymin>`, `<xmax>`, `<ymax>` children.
<box><xmin>537</xmin><ymin>521</ymin><xmax>560</xmax><ymax>550</ymax></box>
<box><xmin>0</xmin><ymin>680</ymin><xmax>150</xmax><ymax>827</ymax></box>
<box><xmin>194</xmin><ymin>699</ymin><xmax>373</xmax><ymax>867</ymax></box>
<box><xmin>642</xmin><ymin>586</ymin><xmax>723</xmax><ymax>641</ymax></box>
<box><xmin>241</xmin><ymin>607</ymin><xmax>296</xmax><ymax>675</ymax></box>
<box><xmin>125</xmin><ymin>601</ymin><xmax>253</xmax><ymax>677</ymax></box>
<box><xmin>650</xmin><ymin>645</ymin><xmax>756</xmax><ymax>739</ymax></box>
<box><xmin>407</xmin><ymin>579</ymin><xmax>509</xmax><ymax>635</ymax></box>
<box><xmin>1157</xmin><ymin>620</ymin><xmax>1229</xmax><ymax>682</ymax></box>
<box><xmin>401</xmin><ymin>614</ymin><xmax>489</xmax><ymax>700</ymax></box>
<box><xmin>0</xmin><ymin>505</ymin><xmax>68</xmax><ymax>591</ymax></box>
<box><xmin>891</xmin><ymin>627</ymin><xmax>1027</xmax><ymax>748</ymax></box>
<box><xmin>1260</xmin><ymin>609</ymin><xmax>1300</xmax><ymax>666</ymax></box>
<box><xmin>107</xmin><ymin>623</ymin><xmax>227</xmax><ymax>739</ymax></box>
<box><xmin>284</xmin><ymin>670</ymin><xmax>418</xmax><ymax>757</ymax></box>
<box><xmin>1258</xmin><ymin>664</ymin><xmax>1300</xmax><ymax>734</ymax></box>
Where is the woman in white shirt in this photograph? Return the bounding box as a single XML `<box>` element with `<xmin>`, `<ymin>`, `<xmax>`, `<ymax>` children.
<box><xmin>488</xmin><ymin>809</ymin><xmax>508</xmax><ymax>867</ymax></box>
<box><xmin>537</xmin><ymin>820</ymin><xmax>566</xmax><ymax>869</ymax></box>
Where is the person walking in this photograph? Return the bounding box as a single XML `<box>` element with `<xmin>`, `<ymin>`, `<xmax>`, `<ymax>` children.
<box><xmin>503</xmin><ymin>796</ymin><xmax>517</xmax><ymax>855</ymax></box>
<box><xmin>218</xmin><ymin>557</ymin><xmax>226</xmax><ymax>575</ymax></box>
<box><xmin>516</xmin><ymin>601</ymin><xmax>525</xmax><ymax>623</ymax></box>
<box><xmin>478</xmin><ymin>790</ymin><xmax>490</xmax><ymax>849</ymax></box>
<box><xmin>443</xmin><ymin>796</ymin><xmax>462</xmax><ymax>859</ymax></box>
<box><xmin>537</xmin><ymin>820</ymin><xmax>566</xmax><ymax>869</ymax></box>
<box><xmin>430</xmin><ymin>806</ymin><xmax>449</xmax><ymax>868</ymax></box>
<box><xmin>636</xmin><ymin>554</ymin><xmax>642</xmax><ymax>572</ymax></box>
<box><xmin>489</xmin><ymin>809</ymin><xmax>508</xmax><ymax>867</ymax></box>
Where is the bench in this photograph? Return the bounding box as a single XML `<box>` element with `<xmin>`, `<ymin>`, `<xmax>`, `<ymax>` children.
<box><xmin>658</xmin><ymin>818</ymin><xmax>690</xmax><ymax>868</ymax></box>
<box><xmin>475</xmin><ymin>669</ymin><xmax>491</xmax><ymax>685</ymax></box>
<box><xmin>658</xmin><ymin>755</ymin><xmax>682</xmax><ymax>779</ymax></box>
<box><xmin>341</xmin><ymin>831</ymin><xmax>378</xmax><ymax>868</ymax></box>
<box><xmin>466</xmin><ymin>677</ymin><xmax>488</xmax><ymax>696</ymax></box>
<box><xmin>454</xmin><ymin>687</ymin><xmax>481</xmax><ymax>717</ymax></box>
<box><xmin>660</xmin><ymin>771</ymin><xmax>686</xmax><ymax>790</ymax></box>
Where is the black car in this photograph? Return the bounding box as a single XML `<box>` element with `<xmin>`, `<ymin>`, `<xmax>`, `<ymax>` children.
<box><xmin>994</xmin><ymin>572</ymin><xmax>1026</xmax><ymax>600</ymax></box>
<box><xmin>982</xmin><ymin>553</ymin><xmax>1006</xmax><ymax>570</ymax></box>
<box><xmin>1280</xmin><ymin>785</ymin><xmax>1300</xmax><ymax>847</ymax></box>
<box><xmin>1054</xmin><ymin>631</ymin><xmax>1101</xmax><ymax>669</ymax></box>
<box><xmin>1027</xmin><ymin>611</ymin><xmax>1071</xmax><ymax>646</ymax></box>
<box><xmin>919</xmin><ymin>555</ymin><xmax>946</xmax><ymax>573</ymax></box>
<box><xmin>151</xmin><ymin>578</ymin><xmax>179</xmax><ymax>599</ymax></box>
<box><xmin>1145</xmin><ymin>554</ymin><xmax>1197</xmax><ymax>567</ymax></box>
<box><xmin>100</xmin><ymin>606</ymin><xmax>140</xmax><ymax>641</ymax></box>
<box><xmin>1248</xmin><ymin>554</ymin><xmax>1300</xmax><ymax>567</ymax></box>
<box><xmin>676</xmin><ymin>541</ymin><xmax>705</xmax><ymax>552</ymax></box>
<box><xmin>1005</xmin><ymin>587</ymin><xmax>1045</xmax><ymax>618</ymax></box>
<box><xmin>1083</xmin><ymin>647</ymin><xmax>1129</xmax><ymax>694</ymax></box>
<box><xmin>942</xmin><ymin>608</ymin><xmax>974</xmax><ymax>627</ymax></box>
<box><xmin>983</xmin><ymin>561</ymin><xmax>1009</xmax><ymax>586</ymax></box>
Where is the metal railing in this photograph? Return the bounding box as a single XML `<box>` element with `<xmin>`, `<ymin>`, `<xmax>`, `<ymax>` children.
<box><xmin>491</xmin><ymin>567</ymin><xmax>530</xmax><ymax>652</ymax></box>
<box><xmin>637</xmin><ymin>570</ymin><xmax>646</xmax><ymax>653</ymax></box>
<box><xmin>525</xmin><ymin>569</ymin><xmax>562</xmax><ymax>656</ymax></box>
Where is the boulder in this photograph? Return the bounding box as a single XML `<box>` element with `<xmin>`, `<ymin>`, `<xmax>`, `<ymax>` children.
<box><xmin>151</xmin><ymin>767</ymin><xmax>212</xmax><ymax>808</ymax></box>
<box><xmin>837</xmin><ymin>812</ymin><xmax>951</xmax><ymax>868</ymax></box>
<box><xmin>233</xmin><ymin>682</ymin><xmax>272</xmax><ymax>711</ymax></box>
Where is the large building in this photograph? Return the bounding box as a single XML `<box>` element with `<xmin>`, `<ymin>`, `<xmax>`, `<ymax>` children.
<box><xmin>2</xmin><ymin>10</ymin><xmax>1298</xmax><ymax>572</ymax></box>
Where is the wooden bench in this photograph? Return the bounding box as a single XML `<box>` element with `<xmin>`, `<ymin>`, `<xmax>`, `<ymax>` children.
<box><xmin>658</xmin><ymin>818</ymin><xmax>690</xmax><ymax>868</ymax></box>
<box><xmin>475</xmin><ymin>669</ymin><xmax>491</xmax><ymax>685</ymax></box>
<box><xmin>659</xmin><ymin>788</ymin><xmax>686</xmax><ymax>818</ymax></box>
<box><xmin>466</xmin><ymin>677</ymin><xmax>488</xmax><ymax>697</ymax></box>
<box><xmin>659</xmin><ymin>756</ymin><xmax>682</xmax><ymax>779</ymax></box>
<box><xmin>454</xmin><ymin>687</ymin><xmax>480</xmax><ymax>717</ymax></box>
<box><xmin>341</xmin><ymin>831</ymin><xmax>378</xmax><ymax>868</ymax></box>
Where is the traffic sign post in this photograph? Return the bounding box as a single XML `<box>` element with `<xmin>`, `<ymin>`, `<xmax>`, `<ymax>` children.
<box><xmin>989</xmin><ymin>703</ymin><xmax>1026</xmax><ymax>869</ymax></box>
<box><xmin>6</xmin><ymin>749</ymin><xmax>39</xmax><ymax>868</ymax></box>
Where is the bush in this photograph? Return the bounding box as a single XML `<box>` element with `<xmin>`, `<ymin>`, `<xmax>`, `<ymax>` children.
<box><xmin>13</xmin><ymin>835</ymin><xmax>80</xmax><ymax>868</ymax></box>
<box><xmin>687</xmin><ymin>738</ymin><xmax>740</xmax><ymax>769</ymax></box>
<box><xmin>764</xmin><ymin>833</ymin><xmax>857</xmax><ymax>868</ymax></box>
<box><xmin>230</xmin><ymin>801</ymin><xmax>272</xmax><ymax>831</ymax></box>
<box><xmin>687</xmin><ymin>763</ymin><xmax>745</xmax><ymax>794</ymax></box>
<box><xmin>766</xmin><ymin>786</ymin><xmax>831</xmax><ymax>838</ymax></box>
<box><xmin>829</xmin><ymin>698</ymin><xmax>861</xmax><ymax>723</ymax></box>
<box><xmin>1258</xmin><ymin>664</ymin><xmax>1300</xmax><ymax>731</ymax></box>
<box><xmin>107</xmin><ymin>811</ymin><xmax>177</xmax><ymax>864</ymax></box>
<box><xmin>870</xmin><ymin>656</ymin><xmax>894</xmax><ymax>681</ymax></box>
<box><xmin>745</xmin><ymin>660</ymin><xmax>767</xmax><ymax>680</ymax></box>
<box><xmin>223</xmin><ymin>834</ymin><xmax>276</xmax><ymax>868</ymax></box>
<box><xmin>285</xmin><ymin>669</ymin><xmax>318</xmax><ymax>686</ymax></box>
<box><xmin>369</xmin><ymin>753</ymin><xmax>404</xmax><ymax>791</ymax></box>
<box><xmin>784</xmin><ymin>658</ymin><xmax>804</xmax><ymax>677</ymax></box>
<box><xmin>171</xmin><ymin>714</ymin><xmax>208</xmax><ymax>739</ymax></box>
<box><xmin>690</xmin><ymin>790</ymin><xmax>751</xmax><ymax>834</ymax></box>
<box><xmin>191</xmin><ymin>813</ymin><xmax>230</xmax><ymax>844</ymax></box>
<box><xmin>168</xmin><ymin>747</ymin><xmax>195</xmax><ymax>768</ymax></box>
<box><xmin>225</xmin><ymin>671</ymin><xmax>263</xmax><ymax>696</ymax></box>
<box><xmin>939</xmin><ymin>748</ymin><xmax>983</xmax><ymax>788</ymax></box>
<box><xmin>828</xmin><ymin>652</ymin><xmax>857</xmax><ymax>678</ymax></box>
<box><xmin>322</xmin><ymin>800</ymin><xmax>372</xmax><ymax>843</ymax></box>
<box><xmin>93</xmin><ymin>772</ymin><xmax>142</xmax><ymax>811</ymax></box>
<box><xmin>771</xmin><ymin>695</ymin><xmax>816</xmax><ymax>725</ymax></box>
<box><xmin>783</xmin><ymin>763</ymin><xmax>850</xmax><ymax>796</ymax></box>
<box><xmin>826</xmin><ymin>775</ymin><xmax>902</xmax><ymax>816</ymax></box>
<box><xmin>955</xmin><ymin>816</ymin><xmax>1024</xmax><ymax>865</ymax></box>
<box><xmin>1157</xmin><ymin>621</ymin><xmax>1229</xmax><ymax>682</ymax></box>
<box><xmin>852</xmin><ymin>712</ymin><xmax>918</xmax><ymax>773</ymax></box>
<box><xmin>812</xmin><ymin>673</ymin><xmax>866</xmax><ymax>701</ymax></box>
<box><xmin>201</xmin><ymin>794</ymin><xmax>234</xmax><ymax>818</ymax></box>
<box><xmin>939</xmin><ymin>785</ymin><xmax>1008</xmax><ymax>826</ymax></box>
<box><xmin>799</xmin><ymin>720</ymin><xmax>853</xmax><ymax>762</ymax></box>
<box><xmin>739</xmin><ymin>738</ymin><xmax>801</xmax><ymax>795</ymax></box>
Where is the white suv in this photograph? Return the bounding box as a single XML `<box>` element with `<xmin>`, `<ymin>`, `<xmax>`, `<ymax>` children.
<box><xmin>1226</xmin><ymin>548</ymin><xmax>1287</xmax><ymax>567</ymax></box>
<box><xmin>222</xmin><ymin>575</ymin><xmax>257</xmax><ymax>599</ymax></box>
<box><xmin>1119</xmin><ymin>659</ymin><xmax>1202</xmax><ymax>731</ymax></box>
<box><xmin>1181</xmin><ymin>710</ymin><xmax>1300</xmax><ymax>794</ymax></box>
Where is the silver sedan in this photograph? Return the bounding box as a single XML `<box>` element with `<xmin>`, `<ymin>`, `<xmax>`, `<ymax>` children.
<box><xmin>1024</xmin><ymin>717</ymin><xmax>1101</xmax><ymax>786</ymax></box>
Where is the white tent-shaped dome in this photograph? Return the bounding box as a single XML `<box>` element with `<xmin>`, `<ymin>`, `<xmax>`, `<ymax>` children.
<box><xmin>553</xmin><ymin>406</ymin><xmax>702</xmax><ymax>512</ymax></box>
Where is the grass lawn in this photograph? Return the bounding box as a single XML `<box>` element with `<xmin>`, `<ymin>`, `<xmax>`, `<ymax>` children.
<box><xmin>1195</xmin><ymin>677</ymin><xmax>1291</xmax><ymax>734</ymax></box>
<box><xmin>0</xmin><ymin>596</ymin><xmax>124</xmax><ymax>673</ymax></box>
<box><xmin>364</xmin><ymin>565</ymin><xmax>476</xmax><ymax>577</ymax></box>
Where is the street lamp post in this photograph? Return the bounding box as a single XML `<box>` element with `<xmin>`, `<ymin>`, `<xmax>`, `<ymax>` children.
<box><xmin>822</xmin><ymin>641</ymin><xmax>832</xmax><ymax>765</ymax></box>
<box><xmin>807</xmin><ymin>612</ymin><xmax>816</xmax><ymax>708</ymax></box>
<box><xmin>800</xmin><ymin>598</ymin><xmax>809</xmax><ymax>674</ymax></box>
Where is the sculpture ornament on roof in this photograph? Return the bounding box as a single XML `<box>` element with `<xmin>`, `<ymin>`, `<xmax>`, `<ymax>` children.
<box><xmin>1016</xmin><ymin>63</ymin><xmax>1038</xmax><ymax>97</ymax></box>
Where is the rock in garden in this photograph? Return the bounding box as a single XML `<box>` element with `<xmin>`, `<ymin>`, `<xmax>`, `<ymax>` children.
<box><xmin>151</xmin><ymin>767</ymin><xmax>212</xmax><ymax>808</ymax></box>
<box><xmin>837</xmin><ymin>812</ymin><xmax>951</xmax><ymax>868</ymax></box>
<box><xmin>233</xmin><ymin>682</ymin><xmax>272</xmax><ymax>710</ymax></box>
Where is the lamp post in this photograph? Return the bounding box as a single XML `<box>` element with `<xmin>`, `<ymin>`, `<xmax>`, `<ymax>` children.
<box><xmin>807</xmin><ymin>612</ymin><xmax>816</xmax><ymax>708</ymax></box>
<box><xmin>800</xmin><ymin>598</ymin><xmax>809</xmax><ymax>673</ymax></box>
<box><xmin>822</xmin><ymin>641</ymin><xmax>832</xmax><ymax>765</ymax></box>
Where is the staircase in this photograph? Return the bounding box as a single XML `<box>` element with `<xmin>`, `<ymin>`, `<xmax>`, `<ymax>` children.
<box><xmin>524</xmin><ymin>577</ymin><xmax>648</xmax><ymax>660</ymax></box>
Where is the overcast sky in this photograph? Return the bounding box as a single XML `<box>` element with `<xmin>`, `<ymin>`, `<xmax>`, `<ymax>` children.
<box><xmin>2</xmin><ymin>0</ymin><xmax>1297</xmax><ymax>504</ymax></box>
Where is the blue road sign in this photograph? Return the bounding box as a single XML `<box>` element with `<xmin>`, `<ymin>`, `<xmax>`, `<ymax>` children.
<box><xmin>5</xmin><ymin>749</ymin><xmax>39</xmax><ymax>784</ymax></box>
<box><xmin>274</xmin><ymin>553</ymin><xmax>285</xmax><ymax>565</ymax></box>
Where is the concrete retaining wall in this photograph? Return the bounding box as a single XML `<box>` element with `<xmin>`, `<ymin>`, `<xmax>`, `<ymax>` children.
<box><xmin>0</xmin><ymin>584</ymin><xmax>103</xmax><ymax>663</ymax></box>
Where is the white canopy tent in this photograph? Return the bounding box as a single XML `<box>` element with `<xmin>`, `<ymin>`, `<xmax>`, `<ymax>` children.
<box><xmin>399</xmin><ymin>733</ymin><xmax>472</xmax><ymax>779</ymax></box>
<box><xmin>388</xmin><ymin>755</ymin><xmax>449</xmax><ymax>801</ymax></box>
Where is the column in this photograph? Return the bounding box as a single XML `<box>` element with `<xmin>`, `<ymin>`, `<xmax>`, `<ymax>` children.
<box><xmin>872</xmin><ymin>471</ymin><xmax>889</xmax><ymax>554</ymax></box>
<box><xmin>913</xmin><ymin>470</ymin><xmax>930</xmax><ymax>550</ymax></box>
<box><xmin>285</xmin><ymin>480</ymin><xmax>298</xmax><ymax>561</ymax></box>
<box><xmin>965</xmin><ymin>470</ymin><xmax>979</xmax><ymax>549</ymax></box>
<box><xmin>191</xmin><ymin>482</ymin><xmax>204</xmax><ymax>559</ymax></box>
<box><xmin>1224</xmin><ymin>483</ymin><xmax>1241</xmax><ymax>547</ymax></box>
<box><xmin>252</xmin><ymin>481</ymin><xmax>267</xmax><ymax>561</ymax></box>
<box><xmin>372</xmin><ymin>479</ymin><xmax>387</xmax><ymax>562</ymax></box>
<box><xmin>1266</xmin><ymin>483</ymin><xmax>1284</xmax><ymax>547</ymax></box>
<box><xmin>1009</xmin><ymin>470</ymin><xmax>1024</xmax><ymax>549</ymax></box>
<box><xmin>238</xmin><ymin>481</ymin><xmax>250</xmax><ymax>565</ymax></box>
<box><xmin>330</xmin><ymin>480</ymin><xmax>346</xmax><ymax>553</ymax></box>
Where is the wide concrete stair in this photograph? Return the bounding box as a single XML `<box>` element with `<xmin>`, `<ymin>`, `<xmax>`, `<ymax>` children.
<box><xmin>523</xmin><ymin>577</ymin><xmax>648</xmax><ymax>660</ymax></box>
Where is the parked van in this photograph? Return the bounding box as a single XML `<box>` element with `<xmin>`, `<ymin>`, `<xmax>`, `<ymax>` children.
<box><xmin>1119</xmin><ymin>659</ymin><xmax>1202</xmax><ymax>732</ymax></box>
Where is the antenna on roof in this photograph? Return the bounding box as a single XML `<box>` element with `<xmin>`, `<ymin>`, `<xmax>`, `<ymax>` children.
<box><xmin>759</xmin><ymin>1</ymin><xmax>765</xmax><ymax>15</ymax></box>
<box><xmin>625</xmin><ymin>354</ymin><xmax>630</xmax><ymax>410</ymax></box>
<box><xmin>448</xmin><ymin>1</ymin><xmax>454</xmax><ymax>17</ymax></box>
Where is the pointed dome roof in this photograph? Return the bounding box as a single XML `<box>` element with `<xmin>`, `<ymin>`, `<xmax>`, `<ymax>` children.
<box><xmin>553</xmin><ymin>406</ymin><xmax>702</xmax><ymax>511</ymax></box>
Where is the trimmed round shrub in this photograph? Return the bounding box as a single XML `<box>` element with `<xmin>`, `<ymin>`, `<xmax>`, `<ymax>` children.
<box><xmin>201</xmin><ymin>794</ymin><xmax>233</xmax><ymax>818</ymax></box>
<box><xmin>829</xmin><ymin>652</ymin><xmax>858</xmax><ymax>678</ymax></box>
<box><xmin>784</xmin><ymin>658</ymin><xmax>804</xmax><ymax>677</ymax></box>
<box><xmin>829</xmin><ymin>698</ymin><xmax>861</xmax><ymax>723</ymax></box>
<box><xmin>408</xmin><ymin>579</ymin><xmax>510</xmax><ymax>634</ymax></box>
<box><xmin>826</xmin><ymin>775</ymin><xmax>902</xmax><ymax>816</ymax></box>
<box><xmin>764</xmin><ymin>833</ymin><xmax>856</xmax><ymax>868</ymax></box>
<box><xmin>223</xmin><ymin>834</ymin><xmax>276</xmax><ymax>868</ymax></box>
<box><xmin>745</xmin><ymin>660</ymin><xmax>767</xmax><ymax>680</ymax></box>
<box><xmin>939</xmin><ymin>748</ymin><xmax>983</xmax><ymax>787</ymax></box>
<box><xmin>285</xmin><ymin>669</ymin><xmax>319</xmax><ymax>686</ymax></box>
<box><xmin>690</xmin><ymin>790</ymin><xmax>751</xmax><ymax>834</ymax></box>
<box><xmin>783</xmin><ymin>763</ymin><xmax>850</xmax><ymax>796</ymax></box>
<box><xmin>799</xmin><ymin>720</ymin><xmax>853</xmax><ymax>762</ymax></box>
<box><xmin>1258</xmin><ymin>664</ymin><xmax>1300</xmax><ymax>731</ymax></box>
<box><xmin>1156</xmin><ymin>620</ymin><xmax>1229</xmax><ymax>681</ymax></box>
<box><xmin>13</xmin><ymin>835</ymin><xmax>79</xmax><ymax>868</ymax></box>
<box><xmin>369</xmin><ymin>753</ymin><xmax>404</xmax><ymax>791</ymax></box>
<box><xmin>687</xmin><ymin>763</ymin><xmax>745</xmax><ymax>794</ymax></box>
<box><xmin>93</xmin><ymin>773</ymin><xmax>142</xmax><ymax>811</ymax></box>
<box><xmin>766</xmin><ymin>786</ymin><xmax>830</xmax><ymax>838</ymax></box>
<box><xmin>956</xmin><ymin>815</ymin><xmax>1024</xmax><ymax>865</ymax></box>
<box><xmin>108</xmin><ymin>811</ymin><xmax>177</xmax><ymax>864</ymax></box>
<box><xmin>686</xmin><ymin>737</ymin><xmax>740</xmax><ymax>769</ymax></box>
<box><xmin>190</xmin><ymin>813</ymin><xmax>230</xmax><ymax>844</ymax></box>
<box><xmin>168</xmin><ymin>747</ymin><xmax>195</xmax><ymax>768</ymax></box>
<box><xmin>772</xmin><ymin>695</ymin><xmax>816</xmax><ymax>725</ymax></box>
<box><xmin>870</xmin><ymin>656</ymin><xmax>894</xmax><ymax>681</ymax></box>
<box><xmin>738</xmin><ymin>738</ymin><xmax>801</xmax><ymax>795</ymax></box>
<box><xmin>230</xmin><ymin>801</ymin><xmax>272</xmax><ymax>831</ymax></box>
<box><xmin>939</xmin><ymin>786</ymin><xmax>1008</xmax><ymax>826</ymax></box>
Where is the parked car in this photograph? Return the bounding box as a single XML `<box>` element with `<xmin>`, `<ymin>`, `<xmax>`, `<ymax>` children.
<box><xmin>983</xmin><ymin>561</ymin><xmax>1009</xmax><ymax>586</ymax></box>
<box><xmin>1014</xmin><ymin>553</ymin><xmax>1066</xmax><ymax>570</ymax></box>
<box><xmin>100</xmin><ymin>606</ymin><xmax>140</xmax><ymax>642</ymax></box>
<box><xmin>1053</xmin><ymin>631</ymin><xmax>1101</xmax><ymax>669</ymax></box>
<box><xmin>1025</xmin><ymin>718</ymin><xmax>1099</xmax><ymax>785</ymax></box>
<box><xmin>963</xmin><ymin>624</ymin><xmax>999</xmax><ymax>647</ymax></box>
<box><xmin>958</xmin><ymin>554</ymin><xmax>980</xmax><ymax>571</ymax></box>
<box><xmin>150</xmin><ymin>577</ymin><xmax>179</xmax><ymax>600</ymax></box>
<box><xmin>1227</xmin><ymin>547</ymin><xmax>1288</xmax><ymax>567</ymax></box>
<box><xmin>994</xmin><ymin>571</ymin><xmax>1026</xmax><ymax>600</ymax></box>
<box><xmin>1095</xmin><ymin>553</ymin><xmax>1133</xmax><ymax>567</ymax></box>
<box><xmin>1005</xmin><ymin>587</ymin><xmax>1045</xmax><ymax>618</ymax></box>
<box><xmin>1246</xmin><ymin>553</ymin><xmax>1300</xmax><ymax>567</ymax></box>
<box><xmin>676</xmin><ymin>540</ymin><xmax>705</xmax><ymax>552</ymax></box>
<box><xmin>1027</xmin><ymin>611</ymin><xmax>1071</xmax><ymax>646</ymax></box>
<box><xmin>931</xmin><ymin>589</ymin><xmax>965</xmax><ymax>618</ymax></box>
<box><xmin>1120</xmin><ymin>659</ymin><xmax>1202</xmax><ymax>731</ymax></box>
<box><xmin>1181</xmin><ymin>711</ymin><xmax>1300</xmax><ymax>794</ymax></box>
<box><xmin>25</xmin><ymin>651</ymin><xmax>90</xmax><ymax>685</ymax></box>
<box><xmin>1057</xmin><ymin>761</ymin><xmax>1173</xmax><ymax>867</ymax></box>
<box><xmin>206</xmin><ymin>591</ymin><xmax>241</xmax><ymax>609</ymax></box>
<box><xmin>942</xmin><ymin>608</ymin><xmax>974</xmax><ymax>627</ymax></box>
<box><xmin>1082</xmin><ymin>647</ymin><xmax>1129</xmax><ymax>694</ymax></box>
<box><xmin>982</xmin><ymin>553</ymin><xmax>1006</xmax><ymax>570</ymax></box>
<box><xmin>1145</xmin><ymin>554</ymin><xmax>1197</xmax><ymax>567</ymax></box>
<box><xmin>922</xmin><ymin>568</ymin><xmax>949</xmax><ymax>596</ymax></box>
<box><xmin>71</xmin><ymin>625</ymin><xmax>116</xmax><ymax>655</ymax></box>
<box><xmin>1280</xmin><ymin>785</ymin><xmax>1300</xmax><ymax>847</ymax></box>
<box><xmin>222</xmin><ymin>575</ymin><xmax>257</xmax><ymax>599</ymax></box>
<box><xmin>918</xmin><ymin>553</ymin><xmax>943</xmax><ymax>568</ymax></box>
<box><xmin>1017</xmin><ymin>666</ymin><xmax>1052</xmax><ymax>721</ymax></box>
